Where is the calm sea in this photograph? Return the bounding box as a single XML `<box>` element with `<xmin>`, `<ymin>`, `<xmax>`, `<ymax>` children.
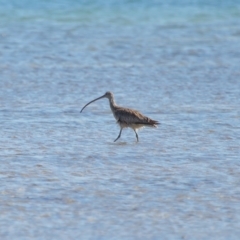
<box><xmin>0</xmin><ymin>0</ymin><xmax>240</xmax><ymax>239</ymax></box>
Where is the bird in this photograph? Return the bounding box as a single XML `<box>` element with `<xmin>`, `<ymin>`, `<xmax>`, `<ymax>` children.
<box><xmin>80</xmin><ymin>91</ymin><xmax>159</xmax><ymax>142</ymax></box>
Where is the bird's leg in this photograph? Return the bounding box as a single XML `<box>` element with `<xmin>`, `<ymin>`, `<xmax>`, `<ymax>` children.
<box><xmin>134</xmin><ymin>129</ymin><xmax>139</xmax><ymax>142</ymax></box>
<box><xmin>114</xmin><ymin>128</ymin><xmax>123</xmax><ymax>142</ymax></box>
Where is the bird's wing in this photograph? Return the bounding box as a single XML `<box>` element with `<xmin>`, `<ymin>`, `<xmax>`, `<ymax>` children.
<box><xmin>115</xmin><ymin>107</ymin><xmax>159</xmax><ymax>126</ymax></box>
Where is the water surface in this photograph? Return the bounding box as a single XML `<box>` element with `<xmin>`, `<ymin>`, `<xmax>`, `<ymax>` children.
<box><xmin>0</xmin><ymin>0</ymin><xmax>240</xmax><ymax>239</ymax></box>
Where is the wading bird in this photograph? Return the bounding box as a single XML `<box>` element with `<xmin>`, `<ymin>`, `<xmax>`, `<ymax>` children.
<box><xmin>80</xmin><ymin>91</ymin><xmax>159</xmax><ymax>142</ymax></box>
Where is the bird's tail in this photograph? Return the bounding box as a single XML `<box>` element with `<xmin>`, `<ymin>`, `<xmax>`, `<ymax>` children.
<box><xmin>152</xmin><ymin>120</ymin><xmax>160</xmax><ymax>128</ymax></box>
<box><xmin>145</xmin><ymin>118</ymin><xmax>160</xmax><ymax>128</ymax></box>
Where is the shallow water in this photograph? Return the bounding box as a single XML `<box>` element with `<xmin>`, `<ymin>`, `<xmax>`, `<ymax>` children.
<box><xmin>0</xmin><ymin>0</ymin><xmax>240</xmax><ymax>239</ymax></box>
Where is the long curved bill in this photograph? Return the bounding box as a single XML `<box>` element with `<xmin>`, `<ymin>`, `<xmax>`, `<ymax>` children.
<box><xmin>80</xmin><ymin>94</ymin><xmax>106</xmax><ymax>113</ymax></box>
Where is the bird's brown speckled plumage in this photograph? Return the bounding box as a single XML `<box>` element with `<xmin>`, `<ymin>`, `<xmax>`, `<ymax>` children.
<box><xmin>80</xmin><ymin>91</ymin><xmax>159</xmax><ymax>142</ymax></box>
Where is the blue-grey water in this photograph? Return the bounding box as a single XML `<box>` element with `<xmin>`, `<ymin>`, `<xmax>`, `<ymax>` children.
<box><xmin>0</xmin><ymin>0</ymin><xmax>240</xmax><ymax>239</ymax></box>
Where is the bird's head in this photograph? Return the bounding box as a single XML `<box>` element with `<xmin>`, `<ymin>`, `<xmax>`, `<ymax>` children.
<box><xmin>103</xmin><ymin>91</ymin><xmax>113</xmax><ymax>99</ymax></box>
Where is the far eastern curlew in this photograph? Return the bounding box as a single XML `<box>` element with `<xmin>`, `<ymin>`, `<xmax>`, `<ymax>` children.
<box><xmin>80</xmin><ymin>91</ymin><xmax>159</xmax><ymax>142</ymax></box>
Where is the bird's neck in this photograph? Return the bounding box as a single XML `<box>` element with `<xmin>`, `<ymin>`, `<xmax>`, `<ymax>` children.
<box><xmin>109</xmin><ymin>97</ymin><xmax>117</xmax><ymax>111</ymax></box>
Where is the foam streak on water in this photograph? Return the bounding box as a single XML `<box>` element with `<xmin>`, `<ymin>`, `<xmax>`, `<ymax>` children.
<box><xmin>0</xmin><ymin>0</ymin><xmax>240</xmax><ymax>239</ymax></box>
